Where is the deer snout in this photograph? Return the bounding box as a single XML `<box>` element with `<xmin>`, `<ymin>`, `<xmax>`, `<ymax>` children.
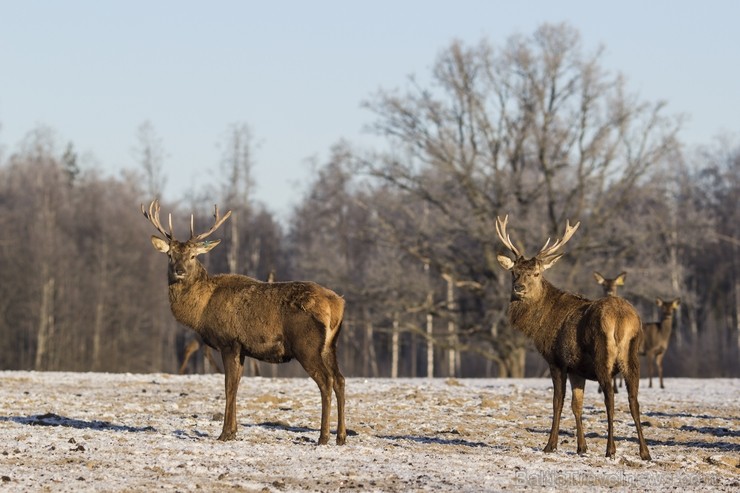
<box><xmin>169</xmin><ymin>263</ymin><xmax>188</xmax><ymax>281</ymax></box>
<box><xmin>513</xmin><ymin>281</ymin><xmax>527</xmax><ymax>297</ymax></box>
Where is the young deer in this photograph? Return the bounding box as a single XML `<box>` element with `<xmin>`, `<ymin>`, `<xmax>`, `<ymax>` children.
<box><xmin>496</xmin><ymin>216</ymin><xmax>650</xmax><ymax>460</ymax></box>
<box><xmin>142</xmin><ymin>200</ymin><xmax>347</xmax><ymax>445</ymax></box>
<box><xmin>642</xmin><ymin>298</ymin><xmax>680</xmax><ymax>389</ymax></box>
<box><xmin>593</xmin><ymin>271</ymin><xmax>627</xmax><ymax>393</ymax></box>
<box><xmin>593</xmin><ymin>271</ymin><xmax>626</xmax><ymax>298</ymax></box>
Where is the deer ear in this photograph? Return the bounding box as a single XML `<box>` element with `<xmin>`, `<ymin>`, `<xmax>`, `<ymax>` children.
<box><xmin>593</xmin><ymin>272</ymin><xmax>605</xmax><ymax>285</ymax></box>
<box><xmin>541</xmin><ymin>254</ymin><xmax>562</xmax><ymax>271</ymax></box>
<box><xmin>615</xmin><ymin>272</ymin><xmax>627</xmax><ymax>285</ymax></box>
<box><xmin>194</xmin><ymin>239</ymin><xmax>221</xmax><ymax>256</ymax></box>
<box><xmin>655</xmin><ymin>297</ymin><xmax>664</xmax><ymax>306</ymax></box>
<box><xmin>151</xmin><ymin>236</ymin><xmax>170</xmax><ymax>253</ymax></box>
<box><xmin>497</xmin><ymin>254</ymin><xmax>515</xmax><ymax>271</ymax></box>
<box><xmin>672</xmin><ymin>298</ymin><xmax>681</xmax><ymax>308</ymax></box>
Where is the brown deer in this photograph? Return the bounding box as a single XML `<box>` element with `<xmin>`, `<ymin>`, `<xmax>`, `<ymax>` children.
<box><xmin>496</xmin><ymin>216</ymin><xmax>650</xmax><ymax>460</ymax></box>
<box><xmin>642</xmin><ymin>297</ymin><xmax>680</xmax><ymax>389</ymax></box>
<box><xmin>142</xmin><ymin>200</ymin><xmax>347</xmax><ymax>445</ymax></box>
<box><xmin>593</xmin><ymin>271</ymin><xmax>627</xmax><ymax>393</ymax></box>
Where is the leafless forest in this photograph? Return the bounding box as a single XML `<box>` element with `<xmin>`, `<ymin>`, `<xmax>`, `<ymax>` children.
<box><xmin>1</xmin><ymin>24</ymin><xmax>738</xmax><ymax>378</ymax></box>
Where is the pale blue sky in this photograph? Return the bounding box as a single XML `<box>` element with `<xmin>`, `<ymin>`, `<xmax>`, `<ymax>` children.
<box><xmin>1</xmin><ymin>1</ymin><xmax>738</xmax><ymax>220</ymax></box>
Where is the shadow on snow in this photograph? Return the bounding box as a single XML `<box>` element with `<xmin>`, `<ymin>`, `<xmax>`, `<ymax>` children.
<box><xmin>1</xmin><ymin>413</ymin><xmax>156</xmax><ymax>433</ymax></box>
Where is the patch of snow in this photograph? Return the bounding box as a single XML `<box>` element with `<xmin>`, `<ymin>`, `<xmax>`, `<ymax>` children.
<box><xmin>0</xmin><ymin>372</ymin><xmax>737</xmax><ymax>491</ymax></box>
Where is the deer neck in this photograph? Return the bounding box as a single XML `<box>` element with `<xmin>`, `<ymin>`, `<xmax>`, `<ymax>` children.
<box><xmin>660</xmin><ymin>313</ymin><xmax>674</xmax><ymax>333</ymax></box>
<box><xmin>509</xmin><ymin>281</ymin><xmax>565</xmax><ymax>339</ymax></box>
<box><xmin>167</xmin><ymin>263</ymin><xmax>214</xmax><ymax>331</ymax></box>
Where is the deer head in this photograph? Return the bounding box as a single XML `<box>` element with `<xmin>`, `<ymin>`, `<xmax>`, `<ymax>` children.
<box><xmin>656</xmin><ymin>297</ymin><xmax>681</xmax><ymax>319</ymax></box>
<box><xmin>142</xmin><ymin>200</ymin><xmax>232</xmax><ymax>284</ymax></box>
<box><xmin>594</xmin><ymin>271</ymin><xmax>627</xmax><ymax>297</ymax></box>
<box><xmin>496</xmin><ymin>215</ymin><xmax>580</xmax><ymax>301</ymax></box>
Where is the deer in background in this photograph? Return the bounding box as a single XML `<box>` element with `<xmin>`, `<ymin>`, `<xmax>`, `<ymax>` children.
<box><xmin>496</xmin><ymin>216</ymin><xmax>650</xmax><ymax>460</ymax></box>
<box><xmin>642</xmin><ymin>297</ymin><xmax>680</xmax><ymax>389</ymax></box>
<box><xmin>593</xmin><ymin>271</ymin><xmax>626</xmax><ymax>298</ymax></box>
<box><xmin>593</xmin><ymin>271</ymin><xmax>627</xmax><ymax>393</ymax></box>
<box><xmin>179</xmin><ymin>333</ymin><xmax>222</xmax><ymax>374</ymax></box>
<box><xmin>143</xmin><ymin>200</ymin><xmax>346</xmax><ymax>445</ymax></box>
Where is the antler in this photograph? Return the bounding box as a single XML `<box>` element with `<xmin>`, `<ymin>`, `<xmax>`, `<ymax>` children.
<box><xmin>190</xmin><ymin>204</ymin><xmax>232</xmax><ymax>242</ymax></box>
<box><xmin>495</xmin><ymin>215</ymin><xmax>522</xmax><ymax>258</ymax></box>
<box><xmin>537</xmin><ymin>219</ymin><xmax>580</xmax><ymax>259</ymax></box>
<box><xmin>141</xmin><ymin>199</ymin><xmax>174</xmax><ymax>241</ymax></box>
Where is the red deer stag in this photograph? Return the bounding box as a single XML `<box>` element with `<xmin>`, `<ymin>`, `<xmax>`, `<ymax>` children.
<box><xmin>142</xmin><ymin>200</ymin><xmax>347</xmax><ymax>445</ymax></box>
<box><xmin>642</xmin><ymin>298</ymin><xmax>680</xmax><ymax>389</ymax></box>
<box><xmin>496</xmin><ymin>216</ymin><xmax>650</xmax><ymax>460</ymax></box>
<box><xmin>593</xmin><ymin>271</ymin><xmax>627</xmax><ymax>393</ymax></box>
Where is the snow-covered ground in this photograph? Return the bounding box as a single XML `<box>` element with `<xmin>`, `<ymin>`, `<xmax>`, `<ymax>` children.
<box><xmin>0</xmin><ymin>372</ymin><xmax>737</xmax><ymax>492</ymax></box>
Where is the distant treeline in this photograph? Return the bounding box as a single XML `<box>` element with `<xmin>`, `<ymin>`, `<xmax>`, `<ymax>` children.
<box><xmin>1</xmin><ymin>24</ymin><xmax>738</xmax><ymax>377</ymax></box>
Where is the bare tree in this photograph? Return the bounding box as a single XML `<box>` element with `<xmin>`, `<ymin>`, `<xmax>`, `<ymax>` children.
<box><xmin>132</xmin><ymin>120</ymin><xmax>167</xmax><ymax>198</ymax></box>
<box><xmin>361</xmin><ymin>23</ymin><xmax>681</xmax><ymax>376</ymax></box>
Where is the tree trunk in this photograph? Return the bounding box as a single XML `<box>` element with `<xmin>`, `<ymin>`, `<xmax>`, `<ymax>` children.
<box><xmin>363</xmin><ymin>309</ymin><xmax>379</xmax><ymax>377</ymax></box>
<box><xmin>443</xmin><ymin>274</ymin><xmax>460</xmax><ymax>377</ymax></box>
<box><xmin>92</xmin><ymin>240</ymin><xmax>108</xmax><ymax>371</ymax></box>
<box><xmin>391</xmin><ymin>315</ymin><xmax>400</xmax><ymax>378</ymax></box>
<box><xmin>426</xmin><ymin>312</ymin><xmax>434</xmax><ymax>378</ymax></box>
<box><xmin>35</xmin><ymin>276</ymin><xmax>55</xmax><ymax>370</ymax></box>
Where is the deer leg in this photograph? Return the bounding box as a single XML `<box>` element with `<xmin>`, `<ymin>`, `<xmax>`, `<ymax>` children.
<box><xmin>251</xmin><ymin>359</ymin><xmax>261</xmax><ymax>377</ymax></box>
<box><xmin>623</xmin><ymin>368</ymin><xmax>651</xmax><ymax>460</ymax></box>
<box><xmin>300</xmin><ymin>357</ymin><xmax>333</xmax><ymax>445</ymax></box>
<box><xmin>569</xmin><ymin>374</ymin><xmax>587</xmax><ymax>455</ymax></box>
<box><xmin>544</xmin><ymin>365</ymin><xmax>567</xmax><ymax>453</ymax></box>
<box><xmin>656</xmin><ymin>352</ymin><xmax>665</xmax><ymax>389</ymax></box>
<box><xmin>218</xmin><ymin>344</ymin><xmax>244</xmax><ymax>441</ymax></box>
<box><xmin>597</xmin><ymin>366</ymin><xmax>616</xmax><ymax>458</ymax></box>
<box><xmin>204</xmin><ymin>346</ymin><xmax>222</xmax><ymax>373</ymax></box>
<box><xmin>324</xmin><ymin>348</ymin><xmax>346</xmax><ymax>445</ymax></box>
<box><xmin>179</xmin><ymin>338</ymin><xmax>200</xmax><ymax>374</ymax></box>
<box><xmin>647</xmin><ymin>353</ymin><xmax>654</xmax><ymax>388</ymax></box>
<box><xmin>315</xmin><ymin>368</ymin><xmax>334</xmax><ymax>445</ymax></box>
<box><xmin>612</xmin><ymin>375</ymin><xmax>619</xmax><ymax>394</ymax></box>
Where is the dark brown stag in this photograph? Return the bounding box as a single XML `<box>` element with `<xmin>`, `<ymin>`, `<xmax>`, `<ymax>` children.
<box><xmin>496</xmin><ymin>216</ymin><xmax>650</xmax><ymax>460</ymax></box>
<box><xmin>642</xmin><ymin>298</ymin><xmax>680</xmax><ymax>389</ymax></box>
<box><xmin>142</xmin><ymin>200</ymin><xmax>346</xmax><ymax>445</ymax></box>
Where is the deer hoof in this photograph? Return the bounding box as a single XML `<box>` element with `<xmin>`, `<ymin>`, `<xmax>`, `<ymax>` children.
<box><xmin>543</xmin><ymin>444</ymin><xmax>556</xmax><ymax>453</ymax></box>
<box><xmin>317</xmin><ymin>435</ymin><xmax>330</xmax><ymax>445</ymax></box>
<box><xmin>640</xmin><ymin>449</ymin><xmax>652</xmax><ymax>461</ymax></box>
<box><xmin>336</xmin><ymin>435</ymin><xmax>346</xmax><ymax>446</ymax></box>
<box><xmin>218</xmin><ymin>431</ymin><xmax>237</xmax><ymax>441</ymax></box>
